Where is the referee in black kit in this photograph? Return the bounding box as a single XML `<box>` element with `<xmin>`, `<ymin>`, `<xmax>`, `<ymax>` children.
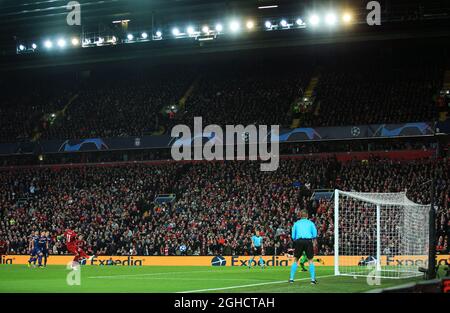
<box><xmin>289</xmin><ymin>210</ymin><xmax>318</xmax><ymax>284</ymax></box>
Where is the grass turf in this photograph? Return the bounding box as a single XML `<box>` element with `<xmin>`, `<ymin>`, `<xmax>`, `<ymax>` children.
<box><xmin>0</xmin><ymin>265</ymin><xmax>424</xmax><ymax>293</ymax></box>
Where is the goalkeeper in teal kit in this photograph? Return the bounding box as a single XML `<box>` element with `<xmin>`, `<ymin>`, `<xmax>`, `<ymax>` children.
<box><xmin>289</xmin><ymin>210</ymin><xmax>318</xmax><ymax>284</ymax></box>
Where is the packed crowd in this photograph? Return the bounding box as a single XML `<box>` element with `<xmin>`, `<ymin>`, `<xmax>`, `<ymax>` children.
<box><xmin>40</xmin><ymin>67</ymin><xmax>195</xmax><ymax>140</ymax></box>
<box><xmin>0</xmin><ymin>157</ymin><xmax>448</xmax><ymax>257</ymax></box>
<box><xmin>0</xmin><ymin>51</ymin><xmax>445</xmax><ymax>144</ymax></box>
<box><xmin>299</xmin><ymin>64</ymin><xmax>442</xmax><ymax>127</ymax></box>
<box><xmin>180</xmin><ymin>63</ymin><xmax>310</xmax><ymax>128</ymax></box>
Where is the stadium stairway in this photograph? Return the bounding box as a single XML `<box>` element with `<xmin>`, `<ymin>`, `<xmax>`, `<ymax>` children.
<box><xmin>31</xmin><ymin>94</ymin><xmax>79</xmax><ymax>142</ymax></box>
<box><xmin>443</xmin><ymin>70</ymin><xmax>450</xmax><ymax>90</ymax></box>
<box><xmin>178</xmin><ymin>77</ymin><xmax>199</xmax><ymax>114</ymax></box>
<box><xmin>438</xmin><ymin>70</ymin><xmax>450</xmax><ymax>123</ymax></box>
<box><xmin>290</xmin><ymin>73</ymin><xmax>320</xmax><ymax>128</ymax></box>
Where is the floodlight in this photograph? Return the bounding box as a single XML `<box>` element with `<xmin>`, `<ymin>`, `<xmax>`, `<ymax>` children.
<box><xmin>202</xmin><ymin>25</ymin><xmax>209</xmax><ymax>33</ymax></box>
<box><xmin>187</xmin><ymin>26</ymin><xmax>195</xmax><ymax>35</ymax></box>
<box><xmin>172</xmin><ymin>27</ymin><xmax>180</xmax><ymax>36</ymax></box>
<box><xmin>19</xmin><ymin>45</ymin><xmax>25</xmax><ymax>51</ymax></box>
<box><xmin>325</xmin><ymin>13</ymin><xmax>337</xmax><ymax>26</ymax></box>
<box><xmin>215</xmin><ymin>23</ymin><xmax>223</xmax><ymax>32</ymax></box>
<box><xmin>44</xmin><ymin>40</ymin><xmax>53</xmax><ymax>49</ymax></box>
<box><xmin>57</xmin><ymin>38</ymin><xmax>66</xmax><ymax>48</ymax></box>
<box><xmin>141</xmin><ymin>32</ymin><xmax>148</xmax><ymax>39</ymax></box>
<box><xmin>343</xmin><ymin>13</ymin><xmax>353</xmax><ymax>23</ymax></box>
<box><xmin>280</xmin><ymin>19</ymin><xmax>288</xmax><ymax>27</ymax></box>
<box><xmin>155</xmin><ymin>31</ymin><xmax>162</xmax><ymax>37</ymax></box>
<box><xmin>265</xmin><ymin>21</ymin><xmax>272</xmax><ymax>29</ymax></box>
<box><xmin>296</xmin><ymin>18</ymin><xmax>303</xmax><ymax>25</ymax></box>
<box><xmin>127</xmin><ymin>34</ymin><xmax>134</xmax><ymax>41</ymax></box>
<box><xmin>31</xmin><ymin>43</ymin><xmax>37</xmax><ymax>49</ymax></box>
<box><xmin>309</xmin><ymin>14</ymin><xmax>320</xmax><ymax>26</ymax></box>
<box><xmin>229</xmin><ymin>20</ymin><xmax>240</xmax><ymax>32</ymax></box>
<box><xmin>71</xmin><ymin>37</ymin><xmax>80</xmax><ymax>46</ymax></box>
<box><xmin>246</xmin><ymin>20</ymin><xmax>255</xmax><ymax>29</ymax></box>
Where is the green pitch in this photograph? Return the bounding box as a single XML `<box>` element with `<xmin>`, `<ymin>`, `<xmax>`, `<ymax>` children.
<box><xmin>0</xmin><ymin>265</ymin><xmax>422</xmax><ymax>293</ymax></box>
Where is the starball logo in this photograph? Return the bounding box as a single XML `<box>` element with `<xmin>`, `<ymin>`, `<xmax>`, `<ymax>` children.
<box><xmin>171</xmin><ymin>117</ymin><xmax>279</xmax><ymax>171</ymax></box>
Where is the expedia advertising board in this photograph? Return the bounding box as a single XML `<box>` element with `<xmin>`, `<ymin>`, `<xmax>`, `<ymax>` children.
<box><xmin>1</xmin><ymin>255</ymin><xmax>449</xmax><ymax>267</ymax></box>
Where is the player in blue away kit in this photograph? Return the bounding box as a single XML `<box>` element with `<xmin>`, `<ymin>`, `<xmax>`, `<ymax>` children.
<box><xmin>289</xmin><ymin>210</ymin><xmax>318</xmax><ymax>284</ymax></box>
<box><xmin>36</xmin><ymin>232</ymin><xmax>47</xmax><ymax>268</ymax></box>
<box><xmin>43</xmin><ymin>231</ymin><xmax>51</xmax><ymax>267</ymax></box>
<box><xmin>28</xmin><ymin>231</ymin><xmax>40</xmax><ymax>268</ymax></box>
<box><xmin>248</xmin><ymin>230</ymin><xmax>265</xmax><ymax>269</ymax></box>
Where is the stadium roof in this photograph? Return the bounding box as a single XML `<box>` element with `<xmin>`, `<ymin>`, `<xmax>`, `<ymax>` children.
<box><xmin>0</xmin><ymin>0</ymin><xmax>449</xmax><ymax>70</ymax></box>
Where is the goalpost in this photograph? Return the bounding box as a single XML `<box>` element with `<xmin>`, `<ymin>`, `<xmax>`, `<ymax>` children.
<box><xmin>334</xmin><ymin>189</ymin><xmax>430</xmax><ymax>279</ymax></box>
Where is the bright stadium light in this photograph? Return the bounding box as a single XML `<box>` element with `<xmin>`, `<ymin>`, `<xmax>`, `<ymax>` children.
<box><xmin>141</xmin><ymin>32</ymin><xmax>148</xmax><ymax>39</ymax></box>
<box><xmin>342</xmin><ymin>12</ymin><xmax>353</xmax><ymax>23</ymax></box>
<box><xmin>280</xmin><ymin>19</ymin><xmax>288</xmax><ymax>27</ymax></box>
<box><xmin>155</xmin><ymin>30</ymin><xmax>162</xmax><ymax>37</ymax></box>
<box><xmin>172</xmin><ymin>27</ymin><xmax>180</xmax><ymax>36</ymax></box>
<box><xmin>325</xmin><ymin>12</ymin><xmax>337</xmax><ymax>26</ymax></box>
<box><xmin>229</xmin><ymin>20</ymin><xmax>240</xmax><ymax>32</ymax></box>
<box><xmin>71</xmin><ymin>37</ymin><xmax>80</xmax><ymax>46</ymax></box>
<box><xmin>202</xmin><ymin>25</ymin><xmax>209</xmax><ymax>33</ymax></box>
<box><xmin>246</xmin><ymin>20</ymin><xmax>255</xmax><ymax>29</ymax></box>
<box><xmin>31</xmin><ymin>43</ymin><xmax>37</xmax><ymax>49</ymax></box>
<box><xmin>127</xmin><ymin>34</ymin><xmax>134</xmax><ymax>41</ymax></box>
<box><xmin>44</xmin><ymin>40</ymin><xmax>53</xmax><ymax>49</ymax></box>
<box><xmin>265</xmin><ymin>20</ymin><xmax>272</xmax><ymax>29</ymax></box>
<box><xmin>215</xmin><ymin>23</ymin><xmax>223</xmax><ymax>32</ymax></box>
<box><xmin>18</xmin><ymin>44</ymin><xmax>25</xmax><ymax>51</ymax></box>
<box><xmin>296</xmin><ymin>18</ymin><xmax>304</xmax><ymax>25</ymax></box>
<box><xmin>57</xmin><ymin>38</ymin><xmax>66</xmax><ymax>48</ymax></box>
<box><xmin>186</xmin><ymin>26</ymin><xmax>195</xmax><ymax>35</ymax></box>
<box><xmin>309</xmin><ymin>14</ymin><xmax>320</xmax><ymax>26</ymax></box>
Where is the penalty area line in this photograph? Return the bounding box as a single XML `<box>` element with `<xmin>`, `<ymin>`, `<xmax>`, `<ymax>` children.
<box><xmin>177</xmin><ymin>274</ymin><xmax>335</xmax><ymax>293</ymax></box>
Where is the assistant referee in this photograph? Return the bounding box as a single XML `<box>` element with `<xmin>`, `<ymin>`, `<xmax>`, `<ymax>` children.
<box><xmin>289</xmin><ymin>210</ymin><xmax>318</xmax><ymax>284</ymax></box>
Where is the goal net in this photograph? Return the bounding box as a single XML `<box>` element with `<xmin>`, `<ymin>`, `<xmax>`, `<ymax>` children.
<box><xmin>334</xmin><ymin>189</ymin><xmax>430</xmax><ymax>279</ymax></box>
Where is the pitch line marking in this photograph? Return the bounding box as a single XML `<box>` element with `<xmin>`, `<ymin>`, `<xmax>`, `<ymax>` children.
<box><xmin>88</xmin><ymin>269</ymin><xmax>231</xmax><ymax>279</ymax></box>
<box><xmin>177</xmin><ymin>274</ymin><xmax>335</xmax><ymax>293</ymax></box>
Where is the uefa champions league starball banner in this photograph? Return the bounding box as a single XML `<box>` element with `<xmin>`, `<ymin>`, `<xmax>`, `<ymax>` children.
<box><xmin>0</xmin><ymin>122</ymin><xmax>435</xmax><ymax>155</ymax></box>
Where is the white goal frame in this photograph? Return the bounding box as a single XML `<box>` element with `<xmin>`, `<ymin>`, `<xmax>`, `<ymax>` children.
<box><xmin>334</xmin><ymin>189</ymin><xmax>430</xmax><ymax>279</ymax></box>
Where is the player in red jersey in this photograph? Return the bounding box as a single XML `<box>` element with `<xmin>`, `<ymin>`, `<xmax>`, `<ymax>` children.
<box><xmin>63</xmin><ymin>229</ymin><xmax>94</xmax><ymax>266</ymax></box>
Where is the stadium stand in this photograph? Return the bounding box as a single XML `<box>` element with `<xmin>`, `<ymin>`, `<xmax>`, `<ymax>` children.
<box><xmin>0</xmin><ymin>157</ymin><xmax>448</xmax><ymax>257</ymax></box>
<box><xmin>0</xmin><ymin>51</ymin><xmax>445</xmax><ymax>143</ymax></box>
